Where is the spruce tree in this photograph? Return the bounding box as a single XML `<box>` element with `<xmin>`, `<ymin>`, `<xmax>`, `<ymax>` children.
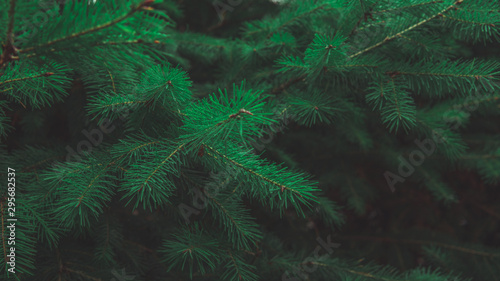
<box><xmin>1</xmin><ymin>0</ymin><xmax>499</xmax><ymax>280</ymax></box>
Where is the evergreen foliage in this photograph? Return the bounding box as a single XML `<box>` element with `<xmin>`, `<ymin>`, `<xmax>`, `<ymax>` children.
<box><xmin>0</xmin><ymin>0</ymin><xmax>499</xmax><ymax>280</ymax></box>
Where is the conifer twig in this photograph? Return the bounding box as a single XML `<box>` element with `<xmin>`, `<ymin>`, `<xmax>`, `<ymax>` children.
<box><xmin>0</xmin><ymin>72</ymin><xmax>54</xmax><ymax>87</ymax></box>
<box><xmin>204</xmin><ymin>145</ymin><xmax>304</xmax><ymax>195</ymax></box>
<box><xmin>137</xmin><ymin>142</ymin><xmax>185</xmax><ymax>192</ymax></box>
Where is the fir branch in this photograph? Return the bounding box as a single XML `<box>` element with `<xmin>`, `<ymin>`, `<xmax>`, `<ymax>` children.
<box><xmin>395</xmin><ymin>70</ymin><xmax>494</xmax><ymax>79</ymax></box>
<box><xmin>22</xmin><ymin>203</ymin><xmax>61</xmax><ymax>248</ymax></box>
<box><xmin>443</xmin><ymin>0</ymin><xmax>500</xmax><ymax>43</ymax></box>
<box><xmin>205</xmin><ymin>191</ymin><xmax>262</xmax><ymax>250</ymax></box>
<box><xmin>0</xmin><ymin>62</ymin><xmax>71</xmax><ymax>108</ymax></box>
<box><xmin>222</xmin><ymin>250</ymin><xmax>258</xmax><ymax>281</ymax></box>
<box><xmin>119</xmin><ymin>140</ymin><xmax>185</xmax><ymax>211</ymax></box>
<box><xmin>349</xmin><ymin>0</ymin><xmax>463</xmax><ymax>58</ymax></box>
<box><xmin>19</xmin><ymin>0</ymin><xmax>154</xmax><ymax>54</ymax></box>
<box><xmin>203</xmin><ymin>144</ymin><xmax>319</xmax><ymax>218</ymax></box>
<box><xmin>441</xmin><ymin>14</ymin><xmax>495</xmax><ymax>26</ymax></box>
<box><xmin>366</xmin><ymin>79</ymin><xmax>417</xmax><ymax>133</ymax></box>
<box><xmin>227</xmin><ymin>250</ymin><xmax>243</xmax><ymax>280</ymax></box>
<box><xmin>75</xmin><ymin>160</ymin><xmax>115</xmax><ymax>208</ymax></box>
<box><xmin>110</xmin><ymin>136</ymin><xmax>166</xmax><ymax>168</ymax></box>
<box><xmin>43</xmin><ymin>156</ymin><xmax>117</xmax><ymax>228</ymax></box>
<box><xmin>205</xmin><ymin>145</ymin><xmax>290</xmax><ymax>193</ymax></box>
<box><xmin>0</xmin><ymin>72</ymin><xmax>54</xmax><ymax>87</ymax></box>
<box><xmin>137</xmin><ymin>142</ymin><xmax>185</xmax><ymax>192</ymax></box>
<box><xmin>105</xmin><ymin>68</ymin><xmax>117</xmax><ymax>94</ymax></box>
<box><xmin>24</xmin><ymin>39</ymin><xmax>158</xmax><ymax>59</ymax></box>
<box><xmin>160</xmin><ymin>225</ymin><xmax>221</xmax><ymax>279</ymax></box>
<box><xmin>387</xmin><ymin>59</ymin><xmax>500</xmax><ymax>96</ymax></box>
<box><xmin>181</xmin><ymin>83</ymin><xmax>274</xmax><ymax>151</ymax></box>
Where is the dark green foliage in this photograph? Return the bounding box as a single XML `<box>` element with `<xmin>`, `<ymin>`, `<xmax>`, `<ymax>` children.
<box><xmin>1</xmin><ymin>0</ymin><xmax>500</xmax><ymax>281</ymax></box>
